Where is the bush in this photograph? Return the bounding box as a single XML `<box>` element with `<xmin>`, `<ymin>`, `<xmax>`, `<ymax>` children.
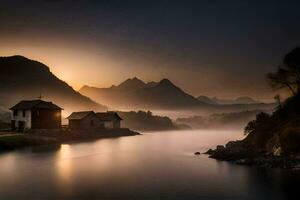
<box><xmin>280</xmin><ymin>127</ymin><xmax>300</xmax><ymax>155</ymax></box>
<box><xmin>244</xmin><ymin>112</ymin><xmax>271</xmax><ymax>135</ymax></box>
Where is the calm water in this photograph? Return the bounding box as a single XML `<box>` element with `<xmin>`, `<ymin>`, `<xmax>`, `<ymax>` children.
<box><xmin>0</xmin><ymin>130</ymin><xmax>299</xmax><ymax>200</ymax></box>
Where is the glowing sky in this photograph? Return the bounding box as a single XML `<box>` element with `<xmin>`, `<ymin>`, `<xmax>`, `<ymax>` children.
<box><xmin>1</xmin><ymin>0</ymin><xmax>300</xmax><ymax>101</ymax></box>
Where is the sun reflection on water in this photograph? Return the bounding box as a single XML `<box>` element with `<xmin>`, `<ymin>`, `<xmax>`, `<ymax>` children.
<box><xmin>55</xmin><ymin>144</ymin><xmax>73</xmax><ymax>190</ymax></box>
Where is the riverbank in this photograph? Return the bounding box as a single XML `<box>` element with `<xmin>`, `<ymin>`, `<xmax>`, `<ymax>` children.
<box><xmin>204</xmin><ymin>140</ymin><xmax>300</xmax><ymax>169</ymax></box>
<box><xmin>0</xmin><ymin>128</ymin><xmax>140</xmax><ymax>151</ymax></box>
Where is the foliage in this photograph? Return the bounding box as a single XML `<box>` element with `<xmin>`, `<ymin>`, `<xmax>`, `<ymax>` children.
<box><xmin>0</xmin><ymin>135</ymin><xmax>57</xmax><ymax>150</ymax></box>
<box><xmin>118</xmin><ymin>110</ymin><xmax>176</xmax><ymax>131</ymax></box>
<box><xmin>267</xmin><ymin>47</ymin><xmax>300</xmax><ymax>95</ymax></box>
<box><xmin>244</xmin><ymin>112</ymin><xmax>270</xmax><ymax>135</ymax></box>
<box><xmin>176</xmin><ymin>110</ymin><xmax>264</xmax><ymax>129</ymax></box>
<box><xmin>280</xmin><ymin>127</ymin><xmax>300</xmax><ymax>155</ymax></box>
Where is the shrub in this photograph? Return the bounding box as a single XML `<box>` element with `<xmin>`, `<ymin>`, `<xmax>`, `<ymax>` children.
<box><xmin>280</xmin><ymin>127</ymin><xmax>300</xmax><ymax>155</ymax></box>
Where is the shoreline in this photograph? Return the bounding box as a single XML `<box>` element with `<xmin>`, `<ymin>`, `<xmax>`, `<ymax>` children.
<box><xmin>202</xmin><ymin>140</ymin><xmax>300</xmax><ymax>169</ymax></box>
<box><xmin>0</xmin><ymin>128</ymin><xmax>140</xmax><ymax>152</ymax></box>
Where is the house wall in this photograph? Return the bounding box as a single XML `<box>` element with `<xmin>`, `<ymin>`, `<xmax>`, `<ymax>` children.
<box><xmin>11</xmin><ymin>109</ymin><xmax>32</xmax><ymax>129</ymax></box>
<box><xmin>103</xmin><ymin>119</ymin><xmax>121</xmax><ymax>129</ymax></box>
<box><xmin>104</xmin><ymin>121</ymin><xmax>113</xmax><ymax>129</ymax></box>
<box><xmin>114</xmin><ymin>120</ymin><xmax>121</xmax><ymax>128</ymax></box>
<box><xmin>69</xmin><ymin>114</ymin><xmax>104</xmax><ymax>130</ymax></box>
<box><xmin>69</xmin><ymin>119</ymin><xmax>81</xmax><ymax>129</ymax></box>
<box><xmin>31</xmin><ymin>109</ymin><xmax>61</xmax><ymax>129</ymax></box>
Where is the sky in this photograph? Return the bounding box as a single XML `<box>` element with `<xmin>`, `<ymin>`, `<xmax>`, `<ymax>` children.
<box><xmin>1</xmin><ymin>0</ymin><xmax>300</xmax><ymax>101</ymax></box>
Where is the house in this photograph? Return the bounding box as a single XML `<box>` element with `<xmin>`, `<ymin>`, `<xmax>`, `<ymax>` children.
<box><xmin>96</xmin><ymin>112</ymin><xmax>122</xmax><ymax>129</ymax></box>
<box><xmin>10</xmin><ymin>100</ymin><xmax>63</xmax><ymax>132</ymax></box>
<box><xmin>66</xmin><ymin>111</ymin><xmax>123</xmax><ymax>130</ymax></box>
<box><xmin>67</xmin><ymin>111</ymin><xmax>103</xmax><ymax>130</ymax></box>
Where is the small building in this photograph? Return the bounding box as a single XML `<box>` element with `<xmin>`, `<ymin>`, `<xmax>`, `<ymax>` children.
<box><xmin>67</xmin><ymin>111</ymin><xmax>103</xmax><ymax>130</ymax></box>
<box><xmin>10</xmin><ymin>100</ymin><xmax>63</xmax><ymax>132</ymax></box>
<box><xmin>66</xmin><ymin>111</ymin><xmax>123</xmax><ymax>130</ymax></box>
<box><xmin>96</xmin><ymin>112</ymin><xmax>122</xmax><ymax>129</ymax></box>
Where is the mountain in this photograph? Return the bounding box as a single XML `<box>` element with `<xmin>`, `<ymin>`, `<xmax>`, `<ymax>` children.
<box><xmin>80</xmin><ymin>77</ymin><xmax>275</xmax><ymax>112</ymax></box>
<box><xmin>197</xmin><ymin>96</ymin><xmax>218</xmax><ymax>105</ymax></box>
<box><xmin>208</xmin><ymin>93</ymin><xmax>300</xmax><ymax>168</ymax></box>
<box><xmin>176</xmin><ymin>109</ymin><xmax>268</xmax><ymax>130</ymax></box>
<box><xmin>212</xmin><ymin>96</ymin><xmax>260</xmax><ymax>105</ymax></box>
<box><xmin>0</xmin><ymin>56</ymin><xmax>107</xmax><ymax>112</ymax></box>
<box><xmin>117</xmin><ymin>110</ymin><xmax>178</xmax><ymax>131</ymax></box>
<box><xmin>80</xmin><ymin>77</ymin><xmax>207</xmax><ymax>110</ymax></box>
<box><xmin>116</xmin><ymin>77</ymin><xmax>147</xmax><ymax>90</ymax></box>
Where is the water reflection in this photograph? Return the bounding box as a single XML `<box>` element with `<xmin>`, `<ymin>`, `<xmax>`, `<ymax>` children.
<box><xmin>0</xmin><ymin>130</ymin><xmax>299</xmax><ymax>200</ymax></box>
<box><xmin>55</xmin><ymin>144</ymin><xmax>73</xmax><ymax>187</ymax></box>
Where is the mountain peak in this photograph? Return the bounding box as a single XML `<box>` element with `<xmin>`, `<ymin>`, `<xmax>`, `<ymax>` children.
<box><xmin>80</xmin><ymin>85</ymin><xmax>90</xmax><ymax>91</ymax></box>
<box><xmin>235</xmin><ymin>96</ymin><xmax>259</xmax><ymax>104</ymax></box>
<box><xmin>197</xmin><ymin>96</ymin><xmax>218</xmax><ymax>105</ymax></box>
<box><xmin>159</xmin><ymin>79</ymin><xmax>174</xmax><ymax>86</ymax></box>
<box><xmin>1</xmin><ymin>55</ymin><xmax>29</xmax><ymax>60</ymax></box>
<box><xmin>0</xmin><ymin>56</ymin><xmax>107</xmax><ymax>111</ymax></box>
<box><xmin>117</xmin><ymin>77</ymin><xmax>146</xmax><ymax>90</ymax></box>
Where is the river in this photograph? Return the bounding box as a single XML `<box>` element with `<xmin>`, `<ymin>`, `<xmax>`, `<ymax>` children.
<box><xmin>0</xmin><ymin>130</ymin><xmax>299</xmax><ymax>200</ymax></box>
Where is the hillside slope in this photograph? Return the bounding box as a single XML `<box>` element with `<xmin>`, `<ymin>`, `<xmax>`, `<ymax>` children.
<box><xmin>80</xmin><ymin>77</ymin><xmax>274</xmax><ymax>112</ymax></box>
<box><xmin>80</xmin><ymin>77</ymin><xmax>206</xmax><ymax>110</ymax></box>
<box><xmin>207</xmin><ymin>94</ymin><xmax>300</xmax><ymax>167</ymax></box>
<box><xmin>0</xmin><ymin>56</ymin><xmax>107</xmax><ymax>112</ymax></box>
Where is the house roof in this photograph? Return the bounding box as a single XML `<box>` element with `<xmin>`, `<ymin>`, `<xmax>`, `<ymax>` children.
<box><xmin>66</xmin><ymin>111</ymin><xmax>95</xmax><ymax>120</ymax></box>
<box><xmin>10</xmin><ymin>100</ymin><xmax>62</xmax><ymax>110</ymax></box>
<box><xmin>96</xmin><ymin>112</ymin><xmax>123</xmax><ymax>121</ymax></box>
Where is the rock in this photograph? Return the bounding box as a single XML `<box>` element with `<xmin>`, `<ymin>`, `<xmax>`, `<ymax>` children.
<box><xmin>194</xmin><ymin>152</ymin><xmax>201</xmax><ymax>155</ymax></box>
<box><xmin>273</xmin><ymin>146</ymin><xmax>282</xmax><ymax>156</ymax></box>
<box><xmin>204</xmin><ymin>149</ymin><xmax>214</xmax><ymax>154</ymax></box>
<box><xmin>216</xmin><ymin>145</ymin><xmax>225</xmax><ymax>150</ymax></box>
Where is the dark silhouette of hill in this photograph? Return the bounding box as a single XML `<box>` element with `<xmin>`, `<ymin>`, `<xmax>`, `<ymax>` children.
<box><xmin>0</xmin><ymin>56</ymin><xmax>107</xmax><ymax>112</ymax></box>
<box><xmin>176</xmin><ymin>109</ymin><xmax>268</xmax><ymax>130</ymax></box>
<box><xmin>212</xmin><ymin>96</ymin><xmax>260</xmax><ymax>104</ymax></box>
<box><xmin>80</xmin><ymin>77</ymin><xmax>207</xmax><ymax>110</ymax></box>
<box><xmin>118</xmin><ymin>110</ymin><xmax>179</xmax><ymax>131</ymax></box>
<box><xmin>207</xmin><ymin>47</ymin><xmax>300</xmax><ymax>167</ymax></box>
<box><xmin>197</xmin><ymin>96</ymin><xmax>218</xmax><ymax>105</ymax></box>
<box><xmin>80</xmin><ymin>77</ymin><xmax>274</xmax><ymax>112</ymax></box>
<box><xmin>208</xmin><ymin>93</ymin><xmax>300</xmax><ymax>164</ymax></box>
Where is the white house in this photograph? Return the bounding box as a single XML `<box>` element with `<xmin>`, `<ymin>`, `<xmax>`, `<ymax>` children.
<box><xmin>10</xmin><ymin>100</ymin><xmax>62</xmax><ymax>132</ymax></box>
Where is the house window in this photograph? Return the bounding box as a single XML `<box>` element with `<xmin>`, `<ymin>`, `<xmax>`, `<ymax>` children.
<box><xmin>90</xmin><ymin>120</ymin><xmax>94</xmax><ymax>126</ymax></box>
<box><xmin>13</xmin><ymin>110</ymin><xmax>18</xmax><ymax>116</ymax></box>
<box><xmin>22</xmin><ymin>110</ymin><xmax>26</xmax><ymax>117</ymax></box>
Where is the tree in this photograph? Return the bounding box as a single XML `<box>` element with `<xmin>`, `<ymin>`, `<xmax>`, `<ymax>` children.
<box><xmin>274</xmin><ymin>94</ymin><xmax>282</xmax><ymax>109</ymax></box>
<box><xmin>244</xmin><ymin>112</ymin><xmax>270</xmax><ymax>135</ymax></box>
<box><xmin>267</xmin><ymin>47</ymin><xmax>300</xmax><ymax>95</ymax></box>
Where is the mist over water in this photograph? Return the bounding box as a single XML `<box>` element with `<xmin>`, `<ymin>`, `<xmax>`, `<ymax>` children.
<box><xmin>0</xmin><ymin>129</ymin><xmax>299</xmax><ymax>200</ymax></box>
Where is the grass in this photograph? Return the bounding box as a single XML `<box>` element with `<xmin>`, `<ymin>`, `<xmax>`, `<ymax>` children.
<box><xmin>0</xmin><ymin>134</ymin><xmax>58</xmax><ymax>151</ymax></box>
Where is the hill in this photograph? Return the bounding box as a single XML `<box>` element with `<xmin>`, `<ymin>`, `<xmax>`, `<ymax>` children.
<box><xmin>80</xmin><ymin>77</ymin><xmax>207</xmax><ymax>110</ymax></box>
<box><xmin>212</xmin><ymin>96</ymin><xmax>260</xmax><ymax>104</ymax></box>
<box><xmin>80</xmin><ymin>77</ymin><xmax>273</xmax><ymax>112</ymax></box>
<box><xmin>176</xmin><ymin>110</ymin><xmax>268</xmax><ymax>130</ymax></box>
<box><xmin>0</xmin><ymin>56</ymin><xmax>107</xmax><ymax>112</ymax></box>
<box><xmin>197</xmin><ymin>96</ymin><xmax>218</xmax><ymax>105</ymax></box>
<box><xmin>117</xmin><ymin>110</ymin><xmax>183</xmax><ymax>131</ymax></box>
<box><xmin>207</xmin><ymin>94</ymin><xmax>300</xmax><ymax>167</ymax></box>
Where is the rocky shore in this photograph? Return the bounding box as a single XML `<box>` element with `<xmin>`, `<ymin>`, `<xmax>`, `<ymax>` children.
<box><xmin>203</xmin><ymin>140</ymin><xmax>300</xmax><ymax>169</ymax></box>
<box><xmin>0</xmin><ymin>128</ymin><xmax>140</xmax><ymax>151</ymax></box>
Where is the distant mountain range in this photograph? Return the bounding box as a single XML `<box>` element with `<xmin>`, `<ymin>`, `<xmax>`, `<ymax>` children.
<box><xmin>197</xmin><ymin>96</ymin><xmax>261</xmax><ymax>105</ymax></box>
<box><xmin>80</xmin><ymin>77</ymin><xmax>275</xmax><ymax>112</ymax></box>
<box><xmin>0</xmin><ymin>56</ymin><xmax>107</xmax><ymax>112</ymax></box>
<box><xmin>197</xmin><ymin>96</ymin><xmax>219</xmax><ymax>105</ymax></box>
<box><xmin>80</xmin><ymin>77</ymin><xmax>206</xmax><ymax>110</ymax></box>
<box><xmin>176</xmin><ymin>109</ymin><xmax>268</xmax><ymax>130</ymax></box>
<box><xmin>0</xmin><ymin>55</ymin><xmax>274</xmax><ymax>114</ymax></box>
